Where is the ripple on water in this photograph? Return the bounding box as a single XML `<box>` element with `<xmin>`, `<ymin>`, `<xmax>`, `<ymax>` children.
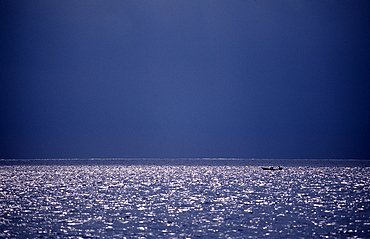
<box><xmin>0</xmin><ymin>165</ymin><xmax>369</xmax><ymax>238</ymax></box>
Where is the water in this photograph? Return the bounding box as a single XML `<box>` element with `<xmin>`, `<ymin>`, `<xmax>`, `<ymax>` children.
<box><xmin>1</xmin><ymin>159</ymin><xmax>369</xmax><ymax>238</ymax></box>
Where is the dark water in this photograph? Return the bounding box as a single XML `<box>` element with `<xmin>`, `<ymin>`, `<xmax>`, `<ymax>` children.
<box><xmin>1</xmin><ymin>159</ymin><xmax>369</xmax><ymax>238</ymax></box>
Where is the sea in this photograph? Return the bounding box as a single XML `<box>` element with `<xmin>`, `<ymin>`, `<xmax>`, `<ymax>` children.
<box><xmin>1</xmin><ymin>158</ymin><xmax>369</xmax><ymax>238</ymax></box>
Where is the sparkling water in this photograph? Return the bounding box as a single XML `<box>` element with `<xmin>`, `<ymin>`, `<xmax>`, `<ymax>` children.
<box><xmin>1</xmin><ymin>159</ymin><xmax>369</xmax><ymax>238</ymax></box>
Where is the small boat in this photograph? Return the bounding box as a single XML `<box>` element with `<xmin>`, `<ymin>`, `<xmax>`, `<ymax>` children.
<box><xmin>261</xmin><ymin>166</ymin><xmax>283</xmax><ymax>170</ymax></box>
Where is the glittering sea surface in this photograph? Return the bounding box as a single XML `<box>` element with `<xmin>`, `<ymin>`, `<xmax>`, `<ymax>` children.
<box><xmin>1</xmin><ymin>159</ymin><xmax>369</xmax><ymax>238</ymax></box>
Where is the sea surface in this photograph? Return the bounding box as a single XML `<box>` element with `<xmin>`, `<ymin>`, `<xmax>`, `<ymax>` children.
<box><xmin>1</xmin><ymin>158</ymin><xmax>369</xmax><ymax>238</ymax></box>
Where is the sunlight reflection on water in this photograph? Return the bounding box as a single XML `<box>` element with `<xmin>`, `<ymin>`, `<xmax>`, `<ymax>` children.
<box><xmin>1</xmin><ymin>163</ymin><xmax>369</xmax><ymax>238</ymax></box>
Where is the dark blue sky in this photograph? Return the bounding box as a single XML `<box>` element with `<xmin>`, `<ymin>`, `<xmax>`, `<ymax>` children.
<box><xmin>1</xmin><ymin>1</ymin><xmax>370</xmax><ymax>159</ymax></box>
